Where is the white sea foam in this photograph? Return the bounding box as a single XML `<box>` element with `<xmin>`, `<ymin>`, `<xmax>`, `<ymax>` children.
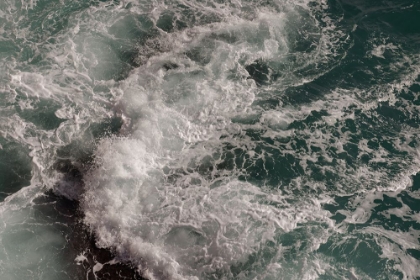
<box><xmin>77</xmin><ymin>3</ymin><xmax>420</xmax><ymax>277</ymax></box>
<box><xmin>1</xmin><ymin>0</ymin><xmax>420</xmax><ymax>279</ymax></box>
<box><xmin>80</xmin><ymin>1</ymin><xmax>354</xmax><ymax>279</ymax></box>
<box><xmin>80</xmin><ymin>0</ymin><xmax>420</xmax><ymax>278</ymax></box>
<box><xmin>0</xmin><ymin>0</ymin><xmax>153</xmax><ymax>278</ymax></box>
<box><xmin>371</xmin><ymin>43</ymin><xmax>398</xmax><ymax>59</ymax></box>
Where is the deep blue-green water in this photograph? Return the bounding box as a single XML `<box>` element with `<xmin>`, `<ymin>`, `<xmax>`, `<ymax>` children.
<box><xmin>1</xmin><ymin>0</ymin><xmax>420</xmax><ymax>279</ymax></box>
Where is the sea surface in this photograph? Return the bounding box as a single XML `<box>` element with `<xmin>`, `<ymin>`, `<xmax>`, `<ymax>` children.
<box><xmin>1</xmin><ymin>0</ymin><xmax>420</xmax><ymax>279</ymax></box>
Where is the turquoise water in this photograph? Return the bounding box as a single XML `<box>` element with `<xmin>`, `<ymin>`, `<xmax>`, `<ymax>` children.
<box><xmin>1</xmin><ymin>0</ymin><xmax>420</xmax><ymax>279</ymax></box>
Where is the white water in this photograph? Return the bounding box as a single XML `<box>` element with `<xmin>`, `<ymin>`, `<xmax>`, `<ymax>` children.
<box><xmin>79</xmin><ymin>1</ymin><xmax>351</xmax><ymax>279</ymax></box>
<box><xmin>1</xmin><ymin>0</ymin><xmax>420</xmax><ymax>279</ymax></box>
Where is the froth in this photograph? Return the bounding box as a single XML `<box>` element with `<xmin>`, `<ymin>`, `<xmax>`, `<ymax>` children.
<box><xmin>81</xmin><ymin>0</ymin><xmax>348</xmax><ymax>278</ymax></box>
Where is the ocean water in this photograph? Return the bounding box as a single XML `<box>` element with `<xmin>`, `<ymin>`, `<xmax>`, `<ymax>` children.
<box><xmin>1</xmin><ymin>0</ymin><xmax>420</xmax><ymax>279</ymax></box>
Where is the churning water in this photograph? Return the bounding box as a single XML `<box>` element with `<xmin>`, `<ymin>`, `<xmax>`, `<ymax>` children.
<box><xmin>1</xmin><ymin>0</ymin><xmax>420</xmax><ymax>279</ymax></box>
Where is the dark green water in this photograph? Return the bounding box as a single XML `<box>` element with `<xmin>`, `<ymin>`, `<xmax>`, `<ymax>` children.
<box><xmin>0</xmin><ymin>0</ymin><xmax>420</xmax><ymax>279</ymax></box>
